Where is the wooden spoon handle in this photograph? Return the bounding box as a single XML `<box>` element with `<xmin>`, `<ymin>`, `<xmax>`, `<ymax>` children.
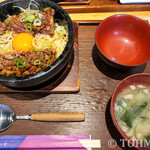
<box><xmin>31</xmin><ymin>113</ymin><xmax>85</xmax><ymax>121</ymax></box>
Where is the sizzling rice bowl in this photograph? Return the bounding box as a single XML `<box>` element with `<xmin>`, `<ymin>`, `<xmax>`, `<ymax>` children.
<box><xmin>0</xmin><ymin>23</ymin><xmax>68</xmax><ymax>58</ymax></box>
<box><xmin>0</xmin><ymin>6</ymin><xmax>69</xmax><ymax>76</ymax></box>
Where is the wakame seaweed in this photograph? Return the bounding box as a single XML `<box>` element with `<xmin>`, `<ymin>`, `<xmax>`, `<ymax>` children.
<box><xmin>120</xmin><ymin>101</ymin><xmax>147</xmax><ymax>128</ymax></box>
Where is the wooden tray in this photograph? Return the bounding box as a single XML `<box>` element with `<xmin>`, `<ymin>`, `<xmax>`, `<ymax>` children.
<box><xmin>0</xmin><ymin>22</ymin><xmax>79</xmax><ymax>94</ymax></box>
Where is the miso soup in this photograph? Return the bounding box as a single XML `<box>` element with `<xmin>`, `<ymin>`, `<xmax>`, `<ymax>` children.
<box><xmin>115</xmin><ymin>84</ymin><xmax>150</xmax><ymax>140</ymax></box>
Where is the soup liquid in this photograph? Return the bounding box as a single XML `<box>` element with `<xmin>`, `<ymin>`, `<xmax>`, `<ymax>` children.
<box><xmin>115</xmin><ymin>85</ymin><xmax>150</xmax><ymax>140</ymax></box>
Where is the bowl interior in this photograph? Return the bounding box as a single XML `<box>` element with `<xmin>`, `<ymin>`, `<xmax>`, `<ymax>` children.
<box><xmin>96</xmin><ymin>15</ymin><xmax>150</xmax><ymax>66</ymax></box>
<box><xmin>111</xmin><ymin>73</ymin><xmax>150</xmax><ymax>147</ymax></box>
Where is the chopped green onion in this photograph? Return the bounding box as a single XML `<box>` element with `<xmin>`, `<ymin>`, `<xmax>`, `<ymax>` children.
<box><xmin>45</xmin><ymin>7</ymin><xmax>51</xmax><ymax>11</ymax></box>
<box><xmin>24</xmin><ymin>15</ymin><xmax>35</xmax><ymax>22</ymax></box>
<box><xmin>4</xmin><ymin>19</ymin><xmax>12</xmax><ymax>27</ymax></box>
<box><xmin>118</xmin><ymin>104</ymin><xmax>136</xmax><ymax>119</ymax></box>
<box><xmin>37</xmin><ymin>13</ymin><xmax>43</xmax><ymax>19</ymax></box>
<box><xmin>30</xmin><ymin>48</ymin><xmax>42</xmax><ymax>52</ymax></box>
<box><xmin>20</xmin><ymin>17</ymin><xmax>25</xmax><ymax>22</ymax></box>
<box><xmin>47</xmin><ymin>45</ymin><xmax>52</xmax><ymax>63</ymax></box>
<box><xmin>34</xmin><ymin>59</ymin><xmax>41</xmax><ymax>65</ymax></box>
<box><xmin>26</xmin><ymin>23</ymin><xmax>32</xmax><ymax>32</ymax></box>
<box><xmin>33</xmin><ymin>18</ymin><xmax>41</xmax><ymax>26</ymax></box>
<box><xmin>7</xmin><ymin>21</ymin><xmax>12</xmax><ymax>27</ymax></box>
<box><xmin>13</xmin><ymin>55</ymin><xmax>27</xmax><ymax>68</ymax></box>
<box><xmin>133</xmin><ymin>125</ymin><xmax>138</xmax><ymax>138</ymax></box>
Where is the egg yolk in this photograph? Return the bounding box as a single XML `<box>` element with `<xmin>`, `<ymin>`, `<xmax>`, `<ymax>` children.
<box><xmin>12</xmin><ymin>33</ymin><xmax>34</xmax><ymax>52</ymax></box>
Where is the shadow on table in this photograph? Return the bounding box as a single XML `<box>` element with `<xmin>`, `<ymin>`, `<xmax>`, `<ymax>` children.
<box><xmin>105</xmin><ymin>98</ymin><xmax>138</xmax><ymax>150</ymax></box>
<box><xmin>92</xmin><ymin>44</ymin><xmax>146</xmax><ymax>80</ymax></box>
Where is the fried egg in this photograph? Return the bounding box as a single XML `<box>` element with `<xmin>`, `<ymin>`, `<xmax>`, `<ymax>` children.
<box><xmin>12</xmin><ymin>33</ymin><xmax>34</xmax><ymax>52</ymax></box>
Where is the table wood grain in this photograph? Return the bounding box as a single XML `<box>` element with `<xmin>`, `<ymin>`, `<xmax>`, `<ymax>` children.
<box><xmin>61</xmin><ymin>0</ymin><xmax>150</xmax><ymax>13</ymax></box>
<box><xmin>0</xmin><ymin>22</ymin><xmax>150</xmax><ymax>150</ymax></box>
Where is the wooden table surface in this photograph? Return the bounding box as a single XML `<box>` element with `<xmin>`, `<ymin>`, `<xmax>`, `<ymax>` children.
<box><xmin>61</xmin><ymin>0</ymin><xmax>150</xmax><ymax>13</ymax></box>
<box><xmin>0</xmin><ymin>20</ymin><xmax>150</xmax><ymax>150</ymax></box>
<box><xmin>0</xmin><ymin>0</ymin><xmax>150</xmax><ymax>149</ymax></box>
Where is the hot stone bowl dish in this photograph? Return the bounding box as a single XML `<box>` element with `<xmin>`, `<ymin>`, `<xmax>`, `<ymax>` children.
<box><xmin>0</xmin><ymin>0</ymin><xmax>74</xmax><ymax>88</ymax></box>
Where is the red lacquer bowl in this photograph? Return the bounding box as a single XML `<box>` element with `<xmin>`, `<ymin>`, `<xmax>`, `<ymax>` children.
<box><xmin>111</xmin><ymin>73</ymin><xmax>150</xmax><ymax>149</ymax></box>
<box><xmin>96</xmin><ymin>15</ymin><xmax>150</xmax><ymax>69</ymax></box>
